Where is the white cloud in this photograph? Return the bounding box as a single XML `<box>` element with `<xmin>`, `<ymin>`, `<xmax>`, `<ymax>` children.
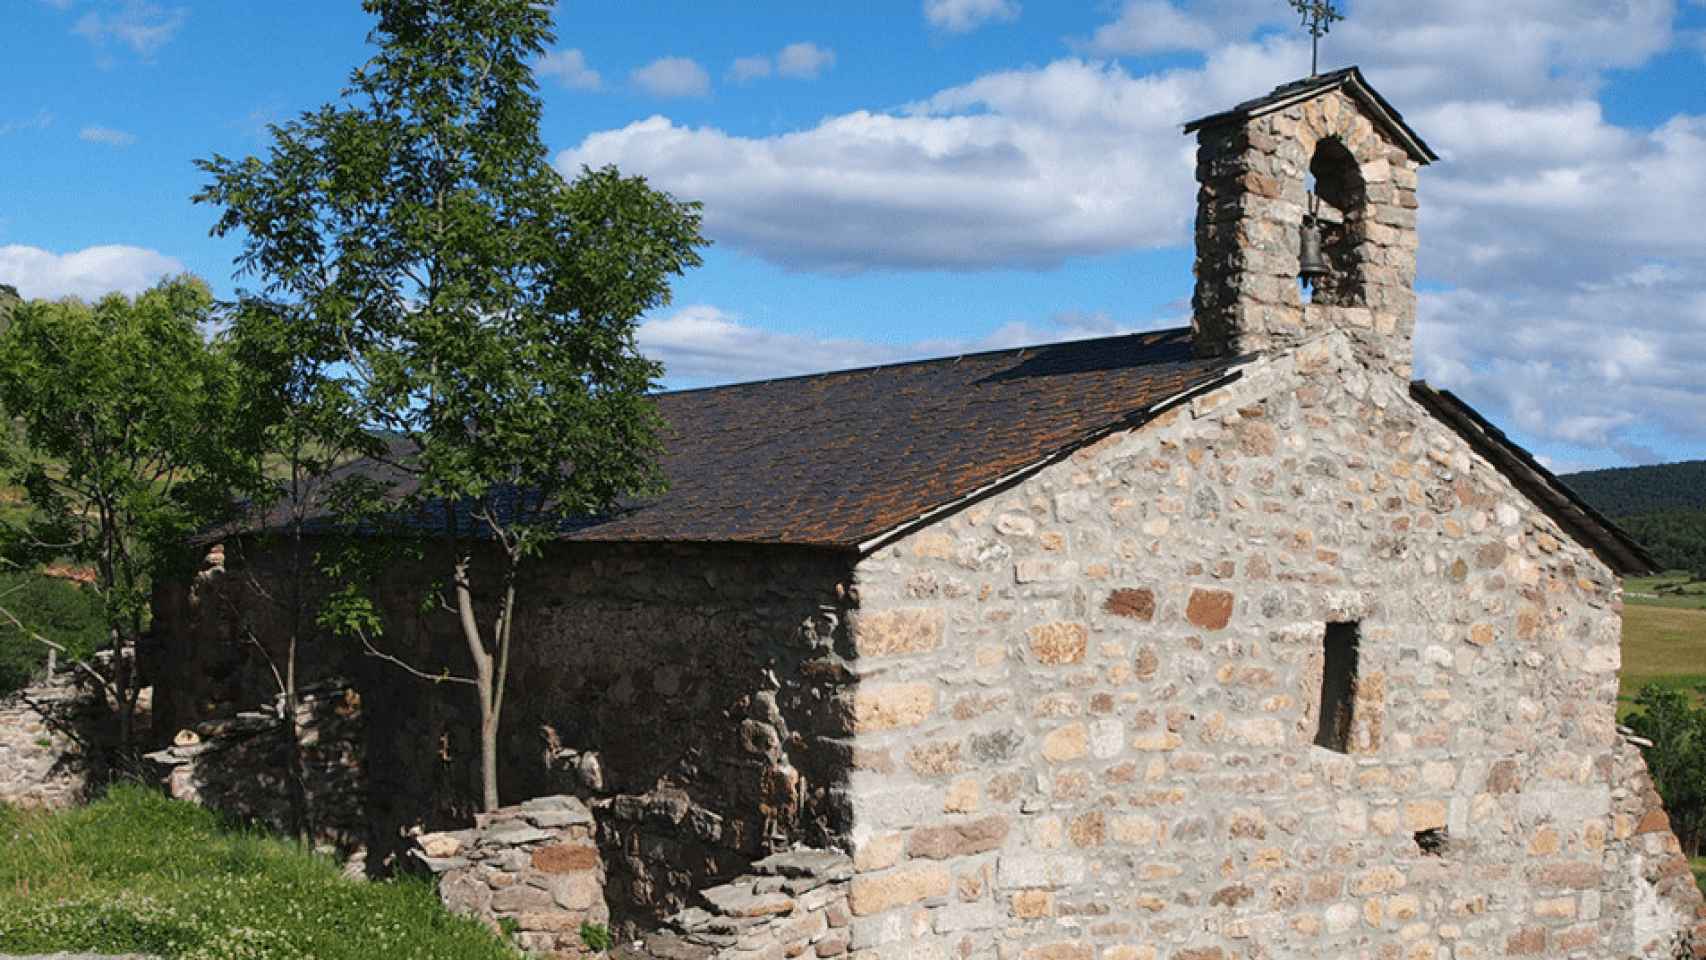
<box><xmin>79</xmin><ymin>125</ymin><xmax>136</xmax><ymax>146</ymax></box>
<box><xmin>536</xmin><ymin>48</ymin><xmax>601</xmax><ymax>91</ymax></box>
<box><xmin>0</xmin><ymin>244</ymin><xmax>185</xmax><ymax>301</ymax></box>
<box><xmin>776</xmin><ymin>42</ymin><xmax>836</xmax><ymax>79</ymax></box>
<box><xmin>559</xmin><ymin>60</ymin><xmax>1209</xmax><ymax>272</ymax></box>
<box><xmin>631</xmin><ymin>57</ymin><xmax>711</xmax><ymax>98</ymax></box>
<box><xmin>1087</xmin><ymin>0</ymin><xmax>1227</xmax><ymax>54</ymax></box>
<box><xmin>729</xmin><ymin>55</ymin><xmax>772</xmax><ymax>84</ymax></box>
<box><xmin>643</xmin><ymin>304</ymin><xmax>1141</xmax><ymax>387</ymax></box>
<box><xmin>0</xmin><ymin>110</ymin><xmax>53</xmax><ymax>137</ymax></box>
<box><xmin>1415</xmin><ymin>266</ymin><xmax>1706</xmax><ymax>458</ymax></box>
<box><xmin>1085</xmin><ymin>0</ymin><xmax>1673</xmax><ymax>104</ymax></box>
<box><xmin>73</xmin><ymin>1</ymin><xmax>188</xmax><ymax>58</ymax></box>
<box><xmin>729</xmin><ymin>44</ymin><xmax>836</xmax><ymax>84</ymax></box>
<box><xmin>924</xmin><ymin>0</ymin><xmax>1021</xmax><ymax>33</ymax></box>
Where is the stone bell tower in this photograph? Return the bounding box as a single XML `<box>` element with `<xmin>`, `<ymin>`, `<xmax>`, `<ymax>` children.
<box><xmin>1184</xmin><ymin>67</ymin><xmax>1436</xmax><ymax>378</ymax></box>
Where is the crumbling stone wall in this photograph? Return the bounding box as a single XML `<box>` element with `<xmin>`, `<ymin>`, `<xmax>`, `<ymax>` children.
<box><xmin>413</xmin><ymin>795</ymin><xmax>610</xmax><ymax>957</ymax></box>
<box><xmin>1610</xmin><ymin>730</ymin><xmax>1706</xmax><ymax>956</ymax></box>
<box><xmin>146</xmin><ymin>679</ymin><xmax>367</xmax><ymax>854</ymax></box>
<box><xmin>842</xmin><ymin>337</ymin><xmax>1701</xmax><ymax>959</ymax></box>
<box><xmin>625</xmin><ymin>848</ymin><xmax>853</xmax><ymax>960</ymax></box>
<box><xmin>0</xmin><ymin>674</ymin><xmax>95</xmax><ymax>808</ymax></box>
<box><xmin>150</xmin><ymin>541</ymin><xmax>860</xmax><ymax>923</ymax></box>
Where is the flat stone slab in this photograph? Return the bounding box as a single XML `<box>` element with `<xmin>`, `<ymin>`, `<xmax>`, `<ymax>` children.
<box><xmin>698</xmin><ymin>882</ymin><xmax>795</xmax><ymax>919</ymax></box>
<box><xmin>752</xmin><ymin>849</ymin><xmax>852</xmax><ymax>880</ymax></box>
<box><xmin>483</xmin><ymin>824</ymin><xmax>555</xmax><ymax>847</ymax></box>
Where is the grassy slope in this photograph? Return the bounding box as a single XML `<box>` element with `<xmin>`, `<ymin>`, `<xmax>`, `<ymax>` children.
<box><xmin>0</xmin><ymin>786</ymin><xmax>515</xmax><ymax>960</ymax></box>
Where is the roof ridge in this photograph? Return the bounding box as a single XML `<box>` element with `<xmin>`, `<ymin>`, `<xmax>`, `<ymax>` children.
<box><xmin>655</xmin><ymin>325</ymin><xmax>1194</xmax><ymax>398</ymax></box>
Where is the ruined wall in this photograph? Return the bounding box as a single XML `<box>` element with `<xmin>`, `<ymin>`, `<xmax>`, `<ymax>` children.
<box><xmin>0</xmin><ymin>674</ymin><xmax>95</xmax><ymax>808</ymax></box>
<box><xmin>413</xmin><ymin>795</ymin><xmax>610</xmax><ymax>957</ymax></box>
<box><xmin>150</xmin><ymin>540</ymin><xmax>861</xmax><ymax>923</ymax></box>
<box><xmin>146</xmin><ymin>679</ymin><xmax>368</xmax><ymax>854</ymax></box>
<box><xmin>842</xmin><ymin>336</ymin><xmax>1701</xmax><ymax>959</ymax></box>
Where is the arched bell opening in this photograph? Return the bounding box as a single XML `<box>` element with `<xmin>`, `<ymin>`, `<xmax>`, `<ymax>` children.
<box><xmin>1300</xmin><ymin>137</ymin><xmax>1369</xmax><ymax>306</ymax></box>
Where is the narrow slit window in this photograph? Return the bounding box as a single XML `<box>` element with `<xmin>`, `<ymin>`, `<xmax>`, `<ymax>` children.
<box><xmin>1314</xmin><ymin>621</ymin><xmax>1360</xmax><ymax>753</ymax></box>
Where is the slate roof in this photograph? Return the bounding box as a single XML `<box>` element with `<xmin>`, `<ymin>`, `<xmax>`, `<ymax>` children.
<box><xmin>1183</xmin><ymin>66</ymin><xmax>1439</xmax><ymax>165</ymax></box>
<box><xmin>232</xmin><ymin>332</ymin><xmax>1652</xmax><ymax>573</ymax></box>
<box><xmin>585</xmin><ymin>328</ymin><xmax>1237</xmax><ymax>547</ymax></box>
<box><xmin>237</xmin><ymin>329</ymin><xmax>1237</xmax><ymax>552</ymax></box>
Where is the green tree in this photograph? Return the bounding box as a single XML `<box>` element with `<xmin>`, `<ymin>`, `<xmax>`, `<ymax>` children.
<box><xmin>215</xmin><ymin>297</ymin><xmax>377</xmax><ymax>840</ymax></box>
<box><xmin>197</xmin><ymin>0</ymin><xmax>705</xmax><ymax>811</ymax></box>
<box><xmin>0</xmin><ymin>276</ymin><xmax>243</xmax><ymax>743</ymax></box>
<box><xmin>1626</xmin><ymin>683</ymin><xmax>1706</xmax><ymax>856</ymax></box>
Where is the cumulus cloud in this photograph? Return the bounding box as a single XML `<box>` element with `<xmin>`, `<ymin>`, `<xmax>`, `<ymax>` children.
<box><xmin>643</xmin><ymin>304</ymin><xmax>1142</xmax><ymax>387</ymax></box>
<box><xmin>79</xmin><ymin>125</ymin><xmax>136</xmax><ymax>146</ymax></box>
<box><xmin>729</xmin><ymin>55</ymin><xmax>772</xmax><ymax>84</ymax></box>
<box><xmin>631</xmin><ymin>57</ymin><xmax>710</xmax><ymax>98</ymax></box>
<box><xmin>1414</xmin><ymin>266</ymin><xmax>1706</xmax><ymax>458</ymax></box>
<box><xmin>1086</xmin><ymin>0</ymin><xmax>1228</xmax><ymax>54</ymax></box>
<box><xmin>728</xmin><ymin>43</ymin><xmax>836</xmax><ymax>85</ymax></box>
<box><xmin>536</xmin><ymin>48</ymin><xmax>601</xmax><ymax>91</ymax></box>
<box><xmin>924</xmin><ymin>0</ymin><xmax>1021</xmax><ymax>33</ymax></box>
<box><xmin>776</xmin><ymin>42</ymin><xmax>836</xmax><ymax>79</ymax></box>
<box><xmin>1086</xmin><ymin>0</ymin><xmax>1673</xmax><ymax>104</ymax></box>
<box><xmin>72</xmin><ymin>1</ymin><xmax>188</xmax><ymax>58</ymax></box>
<box><xmin>0</xmin><ymin>244</ymin><xmax>185</xmax><ymax>301</ymax></box>
<box><xmin>559</xmin><ymin>60</ymin><xmax>1211</xmax><ymax>272</ymax></box>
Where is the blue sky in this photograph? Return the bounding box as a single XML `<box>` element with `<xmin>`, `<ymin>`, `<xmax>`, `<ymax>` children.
<box><xmin>3</xmin><ymin>0</ymin><xmax>1705</xmax><ymax>472</ymax></box>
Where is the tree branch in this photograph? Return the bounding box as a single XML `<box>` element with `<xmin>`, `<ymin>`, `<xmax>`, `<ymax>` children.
<box><xmin>355</xmin><ymin>626</ymin><xmax>478</xmax><ymax>687</ymax></box>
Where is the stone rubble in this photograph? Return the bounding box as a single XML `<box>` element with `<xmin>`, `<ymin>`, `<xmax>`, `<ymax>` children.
<box><xmin>412</xmin><ymin>794</ymin><xmax>610</xmax><ymax>957</ymax></box>
<box><xmin>144</xmin><ymin>678</ymin><xmax>367</xmax><ymax>853</ymax></box>
<box><xmin>622</xmin><ymin>848</ymin><xmax>853</xmax><ymax>960</ymax></box>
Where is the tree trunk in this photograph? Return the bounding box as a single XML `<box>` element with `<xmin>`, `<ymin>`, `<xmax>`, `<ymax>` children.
<box><xmin>285</xmin><ymin>491</ymin><xmax>312</xmax><ymax>844</ymax></box>
<box><xmin>455</xmin><ymin>555</ymin><xmax>500</xmax><ymax>812</ymax></box>
<box><xmin>479</xmin><ymin>705</ymin><xmax>500</xmax><ymax>813</ymax></box>
<box><xmin>284</xmin><ymin>636</ymin><xmax>311</xmax><ymax>844</ymax></box>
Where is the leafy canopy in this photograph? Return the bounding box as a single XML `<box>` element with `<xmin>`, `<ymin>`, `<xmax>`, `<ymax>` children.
<box><xmin>1626</xmin><ymin>683</ymin><xmax>1706</xmax><ymax>854</ymax></box>
<box><xmin>196</xmin><ymin>0</ymin><xmax>705</xmax><ymax>551</ymax></box>
<box><xmin>0</xmin><ymin>277</ymin><xmax>242</xmax><ymax>638</ymax></box>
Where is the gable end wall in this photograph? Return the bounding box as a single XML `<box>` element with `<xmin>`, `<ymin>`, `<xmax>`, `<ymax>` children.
<box><xmin>843</xmin><ymin>334</ymin><xmax>1703</xmax><ymax>959</ymax></box>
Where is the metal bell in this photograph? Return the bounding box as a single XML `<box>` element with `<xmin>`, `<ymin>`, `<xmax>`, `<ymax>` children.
<box><xmin>1298</xmin><ymin>217</ymin><xmax>1330</xmax><ymax>287</ymax></box>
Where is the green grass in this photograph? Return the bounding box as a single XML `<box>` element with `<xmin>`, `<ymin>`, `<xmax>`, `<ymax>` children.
<box><xmin>1695</xmin><ymin>857</ymin><xmax>1705</xmax><ymax>892</ymax></box>
<box><xmin>0</xmin><ymin>786</ymin><xmax>517</xmax><ymax>960</ymax></box>
<box><xmin>1617</xmin><ymin>603</ymin><xmax>1706</xmax><ymax>719</ymax></box>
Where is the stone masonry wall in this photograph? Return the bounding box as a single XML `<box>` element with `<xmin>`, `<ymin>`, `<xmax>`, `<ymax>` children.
<box><xmin>840</xmin><ymin>335</ymin><xmax>1699</xmax><ymax>959</ymax></box>
<box><xmin>413</xmin><ymin>795</ymin><xmax>610</xmax><ymax>958</ymax></box>
<box><xmin>151</xmin><ymin>541</ymin><xmax>861</xmax><ymax>923</ymax></box>
<box><xmin>0</xmin><ymin>674</ymin><xmax>95</xmax><ymax>809</ymax></box>
<box><xmin>146</xmin><ymin>679</ymin><xmax>367</xmax><ymax>854</ymax></box>
<box><xmin>1192</xmin><ymin>89</ymin><xmax>1422</xmax><ymax>379</ymax></box>
<box><xmin>626</xmin><ymin>849</ymin><xmax>854</xmax><ymax>960</ymax></box>
<box><xmin>1610</xmin><ymin>730</ymin><xmax>1706</xmax><ymax>956</ymax></box>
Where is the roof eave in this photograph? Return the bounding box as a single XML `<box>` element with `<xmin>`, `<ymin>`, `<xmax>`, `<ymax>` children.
<box><xmin>1410</xmin><ymin>382</ymin><xmax>1656</xmax><ymax>577</ymax></box>
<box><xmin>1182</xmin><ymin>65</ymin><xmax>1438</xmax><ymax>165</ymax></box>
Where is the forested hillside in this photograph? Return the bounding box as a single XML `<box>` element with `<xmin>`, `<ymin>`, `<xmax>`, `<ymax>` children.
<box><xmin>1563</xmin><ymin>461</ymin><xmax>1706</xmax><ymax>574</ymax></box>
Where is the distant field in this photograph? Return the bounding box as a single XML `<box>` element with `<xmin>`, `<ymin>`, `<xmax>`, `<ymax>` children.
<box><xmin>1625</xmin><ymin>572</ymin><xmax>1706</xmax><ymax>612</ymax></box>
<box><xmin>1618</xmin><ymin>600</ymin><xmax>1706</xmax><ymax>716</ymax></box>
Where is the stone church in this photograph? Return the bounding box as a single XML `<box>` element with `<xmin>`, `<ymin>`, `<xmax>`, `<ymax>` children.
<box><xmin>151</xmin><ymin>68</ymin><xmax>1706</xmax><ymax>959</ymax></box>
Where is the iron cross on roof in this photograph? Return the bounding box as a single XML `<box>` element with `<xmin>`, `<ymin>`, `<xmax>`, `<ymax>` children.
<box><xmin>1289</xmin><ymin>0</ymin><xmax>1345</xmax><ymax>76</ymax></box>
